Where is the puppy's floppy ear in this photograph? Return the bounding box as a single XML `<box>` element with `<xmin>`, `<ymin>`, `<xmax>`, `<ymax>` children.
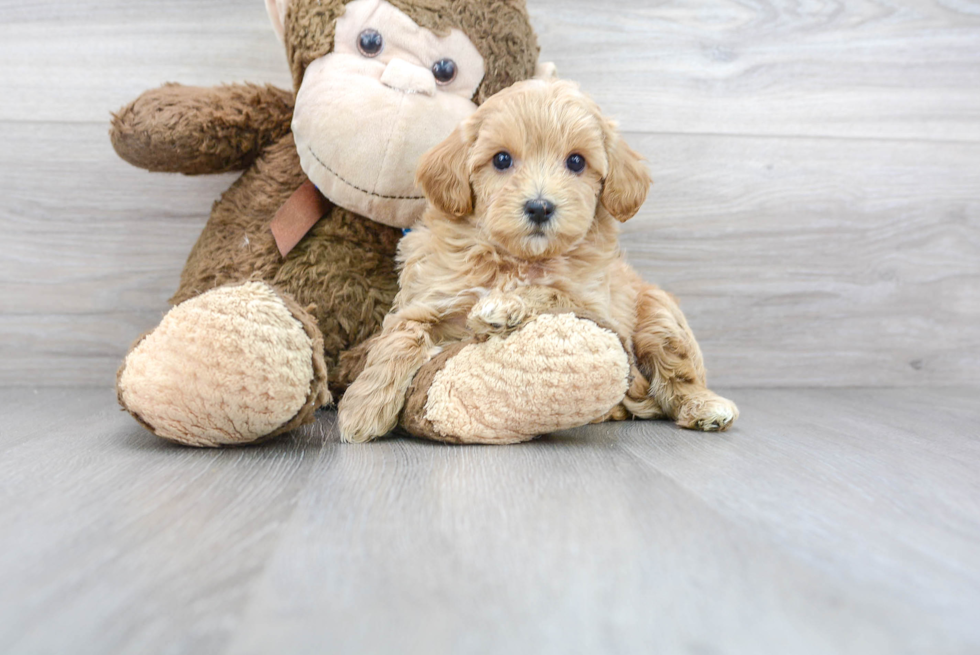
<box><xmin>416</xmin><ymin>124</ymin><xmax>474</xmax><ymax>218</ymax></box>
<box><xmin>600</xmin><ymin>120</ymin><xmax>652</xmax><ymax>222</ymax></box>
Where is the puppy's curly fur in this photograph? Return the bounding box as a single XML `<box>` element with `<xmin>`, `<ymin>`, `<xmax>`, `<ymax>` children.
<box><xmin>339</xmin><ymin>79</ymin><xmax>738</xmax><ymax>443</ymax></box>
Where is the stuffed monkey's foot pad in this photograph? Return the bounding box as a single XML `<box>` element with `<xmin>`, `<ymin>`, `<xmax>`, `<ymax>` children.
<box><xmin>404</xmin><ymin>313</ymin><xmax>630</xmax><ymax>444</ymax></box>
<box><xmin>117</xmin><ymin>281</ymin><xmax>329</xmax><ymax>447</ymax></box>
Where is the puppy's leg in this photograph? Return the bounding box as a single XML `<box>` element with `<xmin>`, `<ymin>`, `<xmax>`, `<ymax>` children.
<box><xmin>338</xmin><ymin>319</ymin><xmax>434</xmax><ymax>443</ymax></box>
<box><xmin>626</xmin><ymin>284</ymin><xmax>739</xmax><ymax>432</ymax></box>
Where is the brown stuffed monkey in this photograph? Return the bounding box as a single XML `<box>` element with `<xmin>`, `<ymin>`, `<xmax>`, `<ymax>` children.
<box><xmin>111</xmin><ymin>0</ymin><xmax>632</xmax><ymax>446</ymax></box>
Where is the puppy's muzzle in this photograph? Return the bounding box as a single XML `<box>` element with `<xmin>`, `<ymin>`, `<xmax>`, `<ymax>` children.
<box><xmin>524</xmin><ymin>198</ymin><xmax>556</xmax><ymax>225</ymax></box>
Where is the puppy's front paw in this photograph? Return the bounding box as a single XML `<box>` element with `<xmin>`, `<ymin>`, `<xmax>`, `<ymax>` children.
<box><xmin>676</xmin><ymin>393</ymin><xmax>739</xmax><ymax>432</ymax></box>
<box><xmin>467</xmin><ymin>292</ymin><xmax>529</xmax><ymax>336</ymax></box>
<box><xmin>338</xmin><ymin>409</ymin><xmax>383</xmax><ymax>444</ymax></box>
<box><xmin>337</xmin><ymin>381</ymin><xmax>401</xmax><ymax>443</ymax></box>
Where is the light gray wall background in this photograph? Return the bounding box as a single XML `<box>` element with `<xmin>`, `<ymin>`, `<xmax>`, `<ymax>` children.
<box><xmin>1</xmin><ymin>0</ymin><xmax>978</xmax><ymax>388</ymax></box>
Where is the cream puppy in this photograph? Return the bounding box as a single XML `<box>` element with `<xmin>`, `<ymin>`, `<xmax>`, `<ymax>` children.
<box><xmin>339</xmin><ymin>79</ymin><xmax>738</xmax><ymax>443</ymax></box>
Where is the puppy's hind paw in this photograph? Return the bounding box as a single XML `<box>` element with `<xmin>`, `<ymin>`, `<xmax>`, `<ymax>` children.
<box><xmin>676</xmin><ymin>394</ymin><xmax>739</xmax><ymax>432</ymax></box>
<box><xmin>467</xmin><ymin>292</ymin><xmax>529</xmax><ymax>337</ymax></box>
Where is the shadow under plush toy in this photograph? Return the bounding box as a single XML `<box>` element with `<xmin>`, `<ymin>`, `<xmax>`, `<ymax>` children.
<box><xmin>110</xmin><ymin>0</ymin><xmax>633</xmax><ymax>446</ymax></box>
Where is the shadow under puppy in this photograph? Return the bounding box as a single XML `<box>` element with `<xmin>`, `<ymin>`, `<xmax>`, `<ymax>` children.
<box><xmin>339</xmin><ymin>79</ymin><xmax>738</xmax><ymax>443</ymax></box>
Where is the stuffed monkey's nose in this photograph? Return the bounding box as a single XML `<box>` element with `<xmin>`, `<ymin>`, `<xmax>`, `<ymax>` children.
<box><xmin>380</xmin><ymin>58</ymin><xmax>436</xmax><ymax>96</ymax></box>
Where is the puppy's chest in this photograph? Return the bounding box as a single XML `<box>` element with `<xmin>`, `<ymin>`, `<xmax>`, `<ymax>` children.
<box><xmin>469</xmin><ymin>262</ymin><xmax>608</xmax><ymax>317</ymax></box>
<box><xmin>493</xmin><ymin>262</ymin><xmax>553</xmax><ymax>291</ymax></box>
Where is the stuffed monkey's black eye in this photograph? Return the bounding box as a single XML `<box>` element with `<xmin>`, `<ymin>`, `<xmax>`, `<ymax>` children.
<box><xmin>566</xmin><ymin>154</ymin><xmax>586</xmax><ymax>173</ymax></box>
<box><xmin>493</xmin><ymin>152</ymin><xmax>513</xmax><ymax>171</ymax></box>
<box><xmin>358</xmin><ymin>29</ymin><xmax>384</xmax><ymax>57</ymax></box>
<box><xmin>432</xmin><ymin>58</ymin><xmax>457</xmax><ymax>85</ymax></box>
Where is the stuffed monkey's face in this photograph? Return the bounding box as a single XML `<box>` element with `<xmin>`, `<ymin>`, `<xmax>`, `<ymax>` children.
<box><xmin>291</xmin><ymin>0</ymin><xmax>486</xmax><ymax>228</ymax></box>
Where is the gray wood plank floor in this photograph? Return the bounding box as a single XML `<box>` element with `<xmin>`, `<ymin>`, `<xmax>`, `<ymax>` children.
<box><xmin>1</xmin><ymin>387</ymin><xmax>978</xmax><ymax>654</ymax></box>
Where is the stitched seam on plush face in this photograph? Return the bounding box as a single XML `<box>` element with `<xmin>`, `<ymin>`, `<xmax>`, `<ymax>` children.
<box><xmin>307</xmin><ymin>146</ymin><xmax>425</xmax><ymax>200</ymax></box>
<box><xmin>373</xmin><ymin>82</ymin><xmax>408</xmax><ymax>196</ymax></box>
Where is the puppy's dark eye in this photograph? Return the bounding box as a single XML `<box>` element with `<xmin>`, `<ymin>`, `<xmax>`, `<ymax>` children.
<box><xmin>493</xmin><ymin>152</ymin><xmax>513</xmax><ymax>171</ymax></box>
<box><xmin>358</xmin><ymin>29</ymin><xmax>384</xmax><ymax>57</ymax></box>
<box><xmin>432</xmin><ymin>59</ymin><xmax>457</xmax><ymax>85</ymax></box>
<box><xmin>566</xmin><ymin>154</ymin><xmax>587</xmax><ymax>173</ymax></box>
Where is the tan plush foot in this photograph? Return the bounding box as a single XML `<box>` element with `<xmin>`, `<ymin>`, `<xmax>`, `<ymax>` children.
<box><xmin>402</xmin><ymin>313</ymin><xmax>630</xmax><ymax>444</ymax></box>
<box><xmin>675</xmin><ymin>393</ymin><xmax>739</xmax><ymax>432</ymax></box>
<box><xmin>117</xmin><ymin>281</ymin><xmax>330</xmax><ymax>447</ymax></box>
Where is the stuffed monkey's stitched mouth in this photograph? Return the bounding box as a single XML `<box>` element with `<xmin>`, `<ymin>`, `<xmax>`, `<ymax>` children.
<box><xmin>307</xmin><ymin>147</ymin><xmax>425</xmax><ymax>201</ymax></box>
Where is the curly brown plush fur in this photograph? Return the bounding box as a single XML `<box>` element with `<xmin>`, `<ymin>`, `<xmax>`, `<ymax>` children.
<box><xmin>110</xmin><ymin>83</ymin><xmax>295</xmax><ymax>175</ymax></box>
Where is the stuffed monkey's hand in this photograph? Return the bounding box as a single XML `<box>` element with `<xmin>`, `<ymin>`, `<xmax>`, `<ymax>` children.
<box><xmin>110</xmin><ymin>83</ymin><xmax>294</xmax><ymax>175</ymax></box>
<box><xmin>467</xmin><ymin>291</ymin><xmax>531</xmax><ymax>337</ymax></box>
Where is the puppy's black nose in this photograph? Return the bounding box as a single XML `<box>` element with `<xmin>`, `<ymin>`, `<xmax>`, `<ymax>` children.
<box><xmin>524</xmin><ymin>198</ymin><xmax>556</xmax><ymax>225</ymax></box>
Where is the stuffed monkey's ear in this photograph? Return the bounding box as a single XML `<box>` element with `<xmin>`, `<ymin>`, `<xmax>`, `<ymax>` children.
<box><xmin>265</xmin><ymin>0</ymin><xmax>290</xmax><ymax>42</ymax></box>
<box><xmin>535</xmin><ymin>62</ymin><xmax>559</xmax><ymax>81</ymax></box>
<box><xmin>416</xmin><ymin>125</ymin><xmax>474</xmax><ymax>218</ymax></box>
<box><xmin>600</xmin><ymin>120</ymin><xmax>652</xmax><ymax>222</ymax></box>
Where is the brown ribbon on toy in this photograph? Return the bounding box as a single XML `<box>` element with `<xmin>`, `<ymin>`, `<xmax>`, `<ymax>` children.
<box><xmin>270</xmin><ymin>179</ymin><xmax>331</xmax><ymax>258</ymax></box>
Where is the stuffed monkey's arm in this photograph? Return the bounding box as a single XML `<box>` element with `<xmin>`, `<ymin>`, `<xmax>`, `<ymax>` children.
<box><xmin>110</xmin><ymin>83</ymin><xmax>294</xmax><ymax>175</ymax></box>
